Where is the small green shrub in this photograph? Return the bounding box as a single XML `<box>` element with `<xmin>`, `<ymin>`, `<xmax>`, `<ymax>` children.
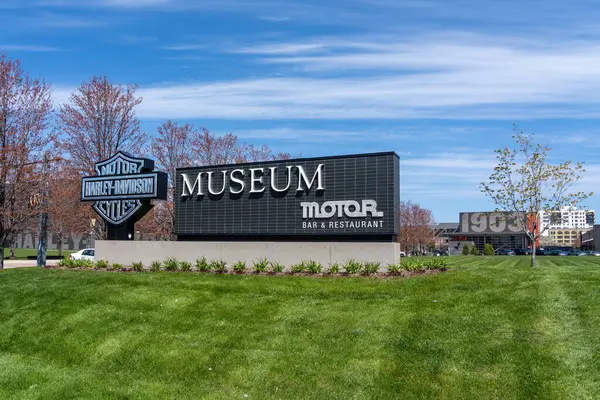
<box><xmin>305</xmin><ymin>260</ymin><xmax>322</xmax><ymax>274</ymax></box>
<box><xmin>57</xmin><ymin>259</ymin><xmax>73</xmax><ymax>268</ymax></box>
<box><xmin>471</xmin><ymin>245</ymin><xmax>479</xmax><ymax>256</ymax></box>
<box><xmin>328</xmin><ymin>263</ymin><xmax>340</xmax><ymax>274</ymax></box>
<box><xmin>95</xmin><ymin>260</ymin><xmax>109</xmax><ymax>269</ymax></box>
<box><xmin>233</xmin><ymin>261</ymin><xmax>247</xmax><ymax>274</ymax></box>
<box><xmin>75</xmin><ymin>259</ymin><xmax>94</xmax><ymax>269</ymax></box>
<box><xmin>343</xmin><ymin>259</ymin><xmax>362</xmax><ymax>274</ymax></box>
<box><xmin>112</xmin><ymin>263</ymin><xmax>124</xmax><ymax>271</ymax></box>
<box><xmin>271</xmin><ymin>262</ymin><xmax>285</xmax><ymax>273</ymax></box>
<box><xmin>163</xmin><ymin>257</ymin><xmax>179</xmax><ymax>271</ymax></box>
<box><xmin>483</xmin><ymin>243</ymin><xmax>494</xmax><ymax>256</ymax></box>
<box><xmin>425</xmin><ymin>258</ymin><xmax>449</xmax><ymax>270</ymax></box>
<box><xmin>131</xmin><ymin>262</ymin><xmax>144</xmax><ymax>272</ymax></box>
<box><xmin>462</xmin><ymin>244</ymin><xmax>470</xmax><ymax>255</ymax></box>
<box><xmin>151</xmin><ymin>261</ymin><xmax>161</xmax><ymax>271</ymax></box>
<box><xmin>195</xmin><ymin>256</ymin><xmax>209</xmax><ymax>272</ymax></box>
<box><xmin>290</xmin><ymin>262</ymin><xmax>306</xmax><ymax>273</ymax></box>
<box><xmin>179</xmin><ymin>261</ymin><xmax>192</xmax><ymax>272</ymax></box>
<box><xmin>210</xmin><ymin>260</ymin><xmax>227</xmax><ymax>273</ymax></box>
<box><xmin>362</xmin><ymin>261</ymin><xmax>380</xmax><ymax>275</ymax></box>
<box><xmin>253</xmin><ymin>257</ymin><xmax>269</xmax><ymax>273</ymax></box>
<box><xmin>400</xmin><ymin>258</ymin><xmax>425</xmax><ymax>272</ymax></box>
<box><xmin>387</xmin><ymin>263</ymin><xmax>401</xmax><ymax>274</ymax></box>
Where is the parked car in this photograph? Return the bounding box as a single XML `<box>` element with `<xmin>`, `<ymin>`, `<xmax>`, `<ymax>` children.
<box><xmin>496</xmin><ymin>249</ymin><xmax>516</xmax><ymax>256</ymax></box>
<box><xmin>70</xmin><ymin>248</ymin><xmax>95</xmax><ymax>261</ymax></box>
<box><xmin>567</xmin><ymin>250</ymin><xmax>587</xmax><ymax>256</ymax></box>
<box><xmin>546</xmin><ymin>250</ymin><xmax>568</xmax><ymax>256</ymax></box>
<box><xmin>514</xmin><ymin>248</ymin><xmax>532</xmax><ymax>255</ymax></box>
<box><xmin>535</xmin><ymin>248</ymin><xmax>546</xmax><ymax>256</ymax></box>
<box><xmin>432</xmin><ymin>249</ymin><xmax>448</xmax><ymax>256</ymax></box>
<box><xmin>586</xmin><ymin>250</ymin><xmax>600</xmax><ymax>256</ymax></box>
<box><xmin>399</xmin><ymin>251</ymin><xmax>406</xmax><ymax>257</ymax></box>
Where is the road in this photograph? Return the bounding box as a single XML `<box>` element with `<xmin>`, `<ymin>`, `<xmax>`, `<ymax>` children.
<box><xmin>2</xmin><ymin>260</ymin><xmax>60</xmax><ymax>269</ymax></box>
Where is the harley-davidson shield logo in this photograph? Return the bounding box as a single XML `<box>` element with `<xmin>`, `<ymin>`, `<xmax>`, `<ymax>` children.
<box><xmin>81</xmin><ymin>151</ymin><xmax>167</xmax><ymax>227</ymax></box>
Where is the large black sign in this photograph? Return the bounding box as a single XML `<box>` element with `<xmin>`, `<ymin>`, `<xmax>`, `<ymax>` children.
<box><xmin>175</xmin><ymin>152</ymin><xmax>399</xmax><ymax>240</ymax></box>
<box><xmin>81</xmin><ymin>151</ymin><xmax>167</xmax><ymax>240</ymax></box>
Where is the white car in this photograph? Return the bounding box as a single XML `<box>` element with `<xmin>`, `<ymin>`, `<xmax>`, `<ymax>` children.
<box><xmin>70</xmin><ymin>248</ymin><xmax>95</xmax><ymax>261</ymax></box>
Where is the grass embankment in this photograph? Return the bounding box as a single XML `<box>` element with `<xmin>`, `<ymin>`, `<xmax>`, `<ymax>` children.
<box><xmin>1</xmin><ymin>256</ymin><xmax>600</xmax><ymax>399</ymax></box>
<box><xmin>3</xmin><ymin>248</ymin><xmax>74</xmax><ymax>259</ymax></box>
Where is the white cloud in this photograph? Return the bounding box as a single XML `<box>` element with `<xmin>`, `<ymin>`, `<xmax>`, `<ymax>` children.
<box><xmin>75</xmin><ymin>34</ymin><xmax>600</xmax><ymax>120</ymax></box>
<box><xmin>162</xmin><ymin>44</ymin><xmax>206</xmax><ymax>51</ymax></box>
<box><xmin>258</xmin><ymin>15</ymin><xmax>291</xmax><ymax>22</ymax></box>
<box><xmin>235</xmin><ymin>43</ymin><xmax>329</xmax><ymax>55</ymax></box>
<box><xmin>232</xmin><ymin>127</ymin><xmax>416</xmax><ymax>142</ymax></box>
<box><xmin>399</xmin><ymin>149</ymin><xmax>600</xmax><ymax>204</ymax></box>
<box><xmin>0</xmin><ymin>44</ymin><xmax>63</xmax><ymax>52</ymax></box>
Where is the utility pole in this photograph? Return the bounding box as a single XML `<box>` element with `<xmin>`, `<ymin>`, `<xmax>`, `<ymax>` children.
<box><xmin>37</xmin><ymin>151</ymin><xmax>49</xmax><ymax>267</ymax></box>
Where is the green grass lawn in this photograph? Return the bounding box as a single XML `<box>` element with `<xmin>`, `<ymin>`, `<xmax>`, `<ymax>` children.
<box><xmin>3</xmin><ymin>248</ymin><xmax>74</xmax><ymax>259</ymax></box>
<box><xmin>1</xmin><ymin>256</ymin><xmax>600</xmax><ymax>399</ymax></box>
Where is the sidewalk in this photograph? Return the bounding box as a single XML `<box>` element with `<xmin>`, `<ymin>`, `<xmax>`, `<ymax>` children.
<box><xmin>2</xmin><ymin>260</ymin><xmax>59</xmax><ymax>269</ymax></box>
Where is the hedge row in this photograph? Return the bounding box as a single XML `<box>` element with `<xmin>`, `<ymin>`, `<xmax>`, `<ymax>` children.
<box><xmin>55</xmin><ymin>256</ymin><xmax>449</xmax><ymax>276</ymax></box>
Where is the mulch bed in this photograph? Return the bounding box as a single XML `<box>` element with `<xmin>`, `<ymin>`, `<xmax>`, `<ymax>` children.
<box><xmin>44</xmin><ymin>266</ymin><xmax>448</xmax><ymax>279</ymax></box>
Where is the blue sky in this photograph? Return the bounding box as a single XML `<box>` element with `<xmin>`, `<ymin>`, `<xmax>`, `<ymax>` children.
<box><xmin>3</xmin><ymin>0</ymin><xmax>600</xmax><ymax>222</ymax></box>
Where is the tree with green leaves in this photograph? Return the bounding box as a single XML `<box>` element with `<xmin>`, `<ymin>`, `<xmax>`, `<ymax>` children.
<box><xmin>481</xmin><ymin>126</ymin><xmax>592</xmax><ymax>267</ymax></box>
<box><xmin>462</xmin><ymin>244</ymin><xmax>470</xmax><ymax>255</ymax></box>
<box><xmin>471</xmin><ymin>244</ymin><xmax>479</xmax><ymax>256</ymax></box>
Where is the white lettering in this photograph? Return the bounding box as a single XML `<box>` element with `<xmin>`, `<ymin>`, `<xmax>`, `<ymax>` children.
<box><xmin>207</xmin><ymin>171</ymin><xmax>227</xmax><ymax>196</ymax></box>
<box><xmin>270</xmin><ymin>166</ymin><xmax>293</xmax><ymax>192</ymax></box>
<box><xmin>181</xmin><ymin>172</ymin><xmax>204</xmax><ymax>197</ymax></box>
<box><xmin>250</xmin><ymin>168</ymin><xmax>265</xmax><ymax>193</ymax></box>
<box><xmin>230</xmin><ymin>169</ymin><xmax>245</xmax><ymax>194</ymax></box>
<box><xmin>297</xmin><ymin>164</ymin><xmax>324</xmax><ymax>192</ymax></box>
<box><xmin>362</xmin><ymin>200</ymin><xmax>383</xmax><ymax>218</ymax></box>
<box><xmin>301</xmin><ymin>200</ymin><xmax>384</xmax><ymax>219</ymax></box>
<box><xmin>301</xmin><ymin>202</ymin><xmax>320</xmax><ymax>218</ymax></box>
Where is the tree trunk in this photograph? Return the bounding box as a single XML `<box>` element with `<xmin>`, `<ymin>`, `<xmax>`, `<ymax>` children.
<box><xmin>531</xmin><ymin>240</ymin><xmax>537</xmax><ymax>268</ymax></box>
<box><xmin>0</xmin><ymin>248</ymin><xmax>4</xmax><ymax>270</ymax></box>
<box><xmin>9</xmin><ymin>241</ymin><xmax>14</xmax><ymax>259</ymax></box>
<box><xmin>57</xmin><ymin>235</ymin><xmax>62</xmax><ymax>257</ymax></box>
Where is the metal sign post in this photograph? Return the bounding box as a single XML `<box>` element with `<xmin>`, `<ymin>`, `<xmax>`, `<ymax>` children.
<box><xmin>37</xmin><ymin>151</ymin><xmax>49</xmax><ymax>267</ymax></box>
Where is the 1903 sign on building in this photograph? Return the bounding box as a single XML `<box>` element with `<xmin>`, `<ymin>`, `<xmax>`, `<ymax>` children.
<box><xmin>81</xmin><ymin>151</ymin><xmax>167</xmax><ymax>239</ymax></box>
<box><xmin>175</xmin><ymin>152</ymin><xmax>400</xmax><ymax>240</ymax></box>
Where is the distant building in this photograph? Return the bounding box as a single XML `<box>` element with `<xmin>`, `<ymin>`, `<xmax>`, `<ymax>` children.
<box><xmin>539</xmin><ymin>206</ymin><xmax>594</xmax><ymax>246</ymax></box>
<box><xmin>456</xmin><ymin>211</ymin><xmax>539</xmax><ymax>253</ymax></box>
<box><xmin>432</xmin><ymin>223</ymin><xmax>459</xmax><ymax>246</ymax></box>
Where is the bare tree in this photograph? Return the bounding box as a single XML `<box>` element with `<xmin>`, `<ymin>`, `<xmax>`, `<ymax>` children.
<box><xmin>56</xmin><ymin>75</ymin><xmax>147</xmax><ymax>239</ymax></box>
<box><xmin>192</xmin><ymin>129</ymin><xmax>246</xmax><ymax>165</ymax></box>
<box><xmin>481</xmin><ymin>126</ymin><xmax>592</xmax><ymax>267</ymax></box>
<box><xmin>399</xmin><ymin>201</ymin><xmax>435</xmax><ymax>255</ymax></box>
<box><xmin>47</xmin><ymin>163</ymin><xmax>91</xmax><ymax>256</ymax></box>
<box><xmin>0</xmin><ymin>53</ymin><xmax>52</xmax><ymax>269</ymax></box>
<box><xmin>142</xmin><ymin>120</ymin><xmax>196</xmax><ymax>239</ymax></box>
<box><xmin>56</xmin><ymin>75</ymin><xmax>146</xmax><ymax>174</ymax></box>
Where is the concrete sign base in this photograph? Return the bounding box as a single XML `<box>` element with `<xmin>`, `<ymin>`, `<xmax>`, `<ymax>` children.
<box><xmin>96</xmin><ymin>240</ymin><xmax>402</xmax><ymax>268</ymax></box>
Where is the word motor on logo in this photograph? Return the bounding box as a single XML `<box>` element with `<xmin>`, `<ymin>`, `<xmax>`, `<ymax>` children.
<box><xmin>301</xmin><ymin>200</ymin><xmax>384</xmax><ymax>219</ymax></box>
